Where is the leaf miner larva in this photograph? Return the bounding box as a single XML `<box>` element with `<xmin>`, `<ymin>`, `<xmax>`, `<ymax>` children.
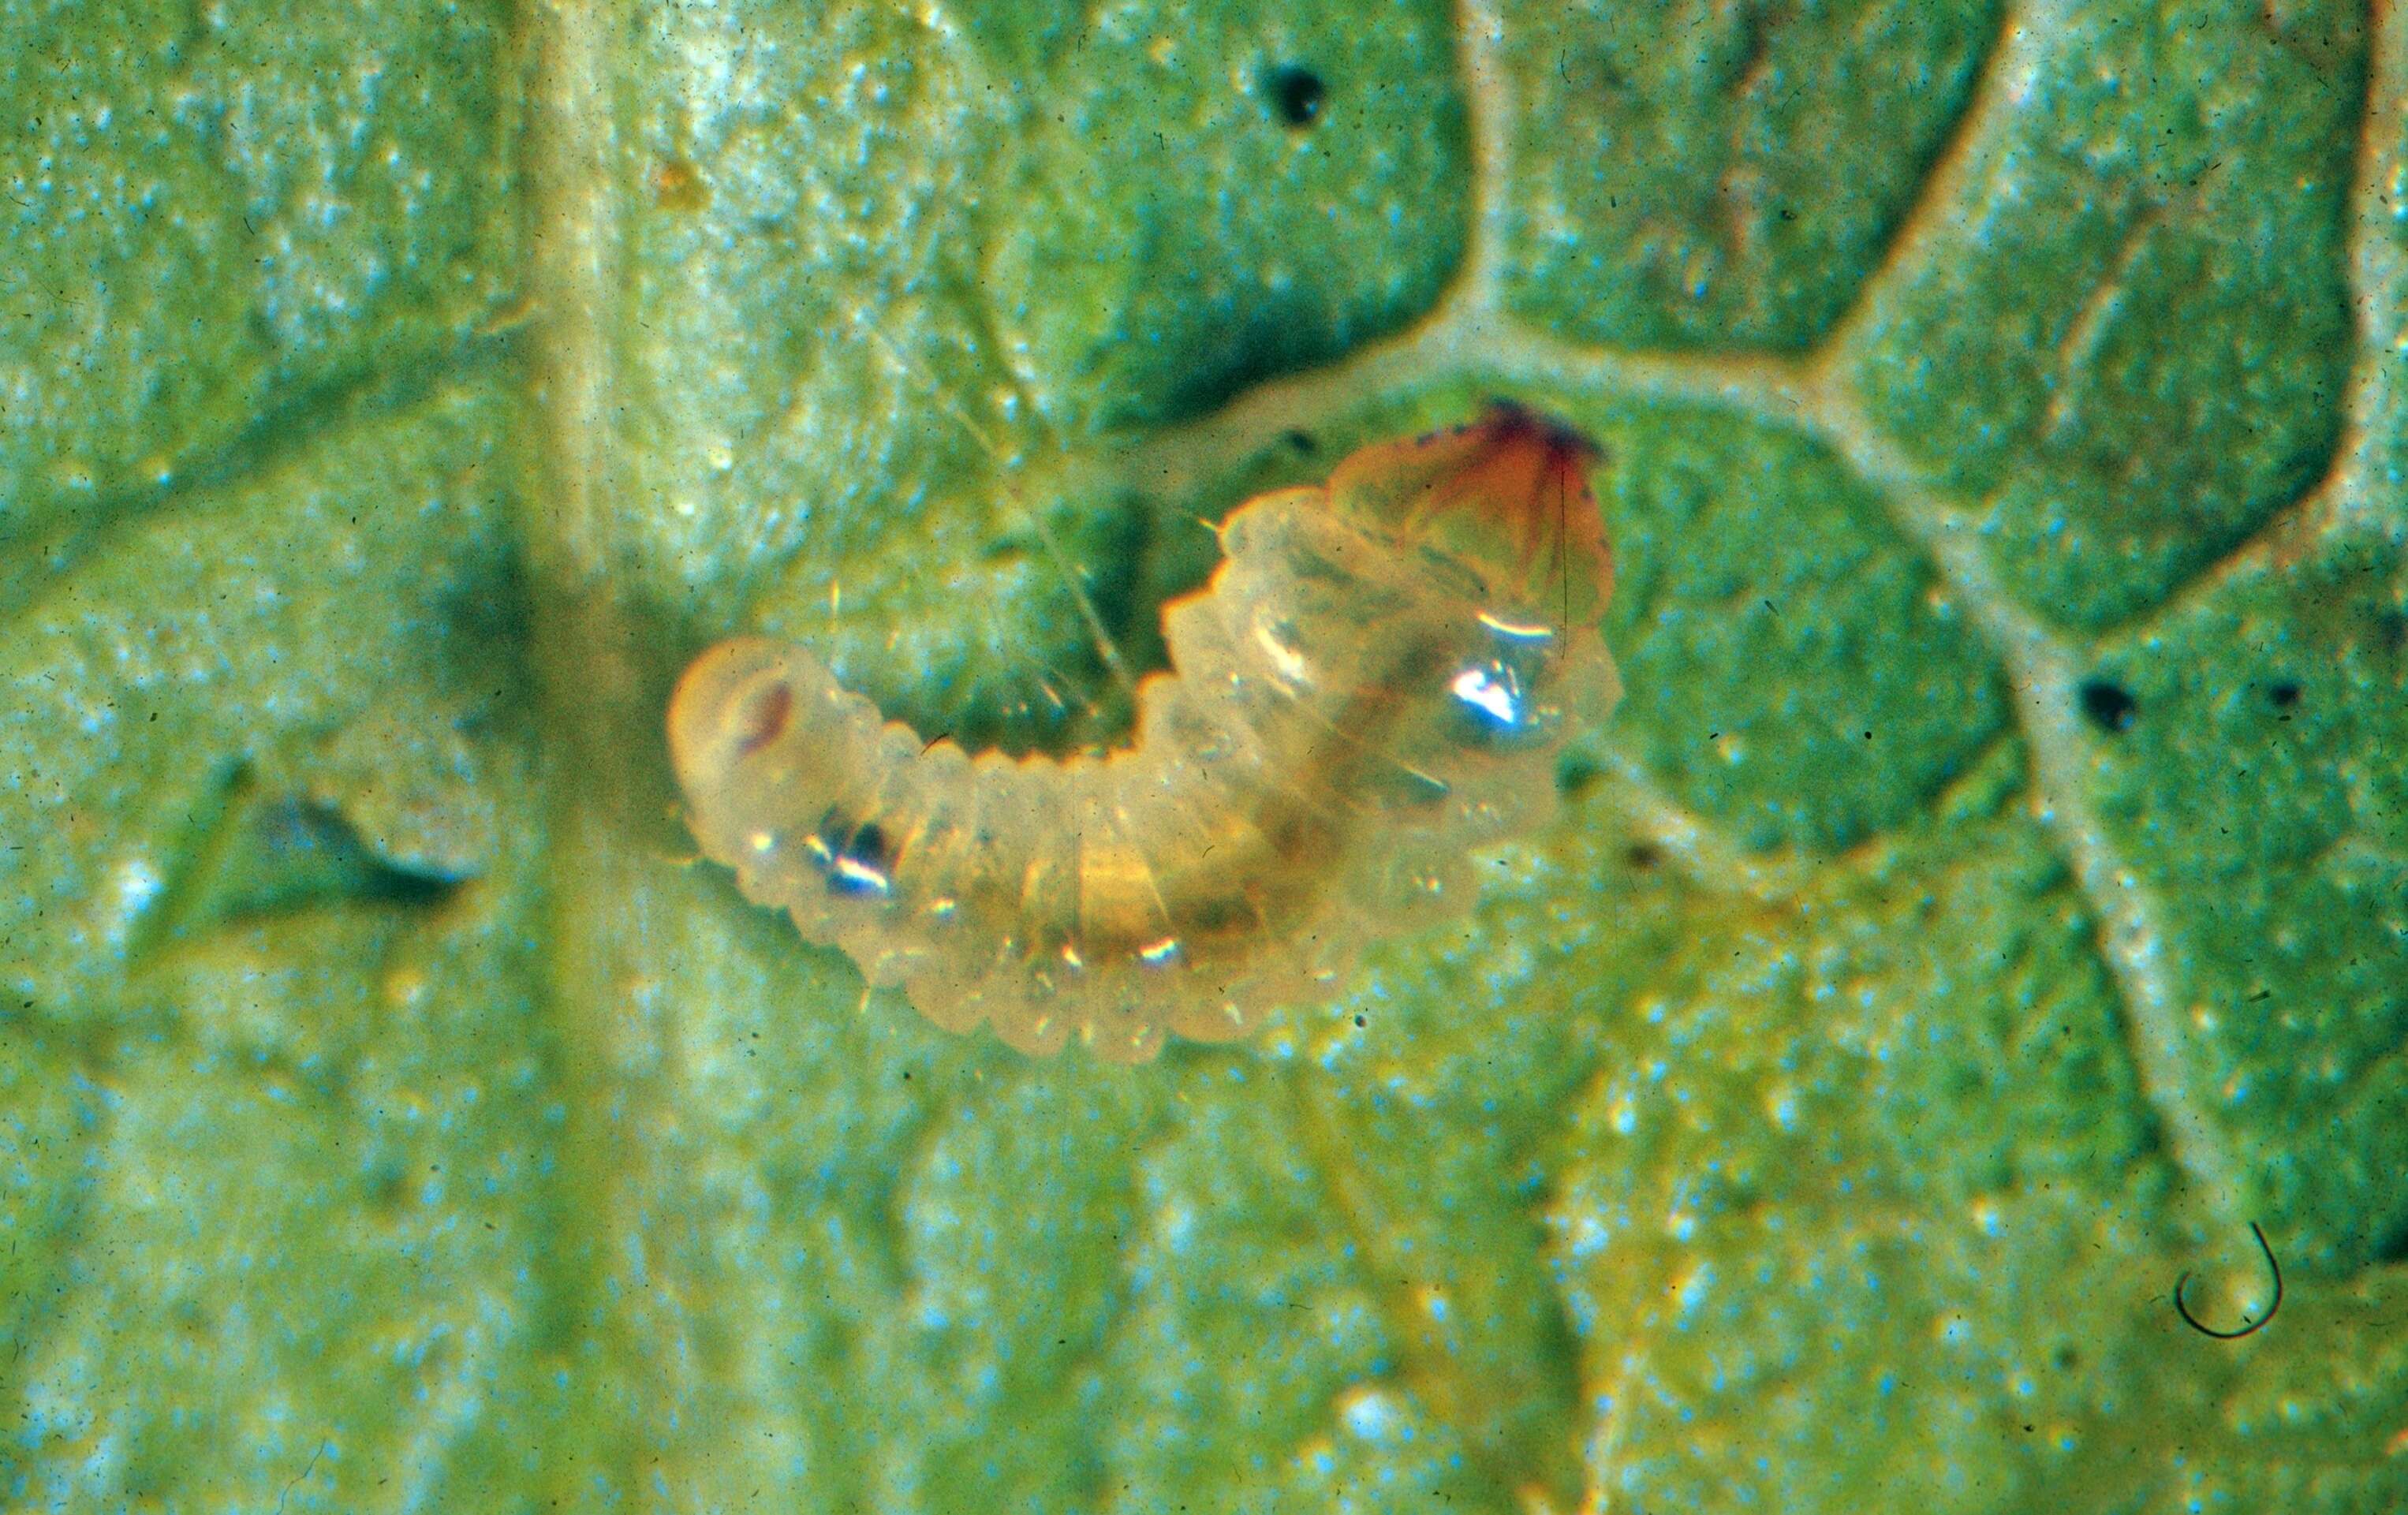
<box><xmin>668</xmin><ymin>402</ymin><xmax>1622</xmax><ymax>1062</ymax></box>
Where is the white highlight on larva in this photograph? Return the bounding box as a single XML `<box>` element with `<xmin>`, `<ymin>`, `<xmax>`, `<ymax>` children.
<box><xmin>668</xmin><ymin>405</ymin><xmax>1622</xmax><ymax>1062</ymax></box>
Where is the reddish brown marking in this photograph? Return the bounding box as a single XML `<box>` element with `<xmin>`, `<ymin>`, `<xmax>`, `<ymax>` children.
<box><xmin>731</xmin><ymin>680</ymin><xmax>794</xmax><ymax>757</ymax></box>
<box><xmin>1327</xmin><ymin>401</ymin><xmax>1613</xmax><ymax>607</ymax></box>
<box><xmin>1424</xmin><ymin>405</ymin><xmax>1587</xmax><ymax>562</ymax></box>
<box><xmin>651</xmin><ymin>158</ymin><xmax>709</xmax><ymax>212</ymax></box>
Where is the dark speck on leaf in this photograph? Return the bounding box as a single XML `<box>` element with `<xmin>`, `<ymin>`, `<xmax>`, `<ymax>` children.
<box><xmin>2267</xmin><ymin>681</ymin><xmax>2302</xmax><ymax>711</ymax></box>
<box><xmin>2376</xmin><ymin>609</ymin><xmax>2408</xmax><ymax>653</ymax></box>
<box><xmin>1264</xmin><ymin>65</ymin><xmax>1325</xmax><ymax>127</ymax></box>
<box><xmin>2078</xmin><ymin>680</ymin><xmax>2138</xmax><ymax>734</ymax></box>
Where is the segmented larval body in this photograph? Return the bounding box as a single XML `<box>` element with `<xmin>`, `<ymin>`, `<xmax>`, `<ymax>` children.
<box><xmin>668</xmin><ymin>405</ymin><xmax>1622</xmax><ymax>1062</ymax></box>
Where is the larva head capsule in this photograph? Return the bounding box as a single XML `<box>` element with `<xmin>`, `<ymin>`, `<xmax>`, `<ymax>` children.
<box><xmin>667</xmin><ymin>636</ymin><xmax>863</xmax><ymax>872</ymax></box>
<box><xmin>1323</xmin><ymin>401</ymin><xmax>1615</xmax><ymax>632</ymax></box>
<box><xmin>668</xmin><ymin>638</ymin><xmax>797</xmax><ymax>786</ymax></box>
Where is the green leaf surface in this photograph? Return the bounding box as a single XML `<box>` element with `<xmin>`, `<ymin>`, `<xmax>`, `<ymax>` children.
<box><xmin>6</xmin><ymin>0</ymin><xmax>2407</xmax><ymax>1509</ymax></box>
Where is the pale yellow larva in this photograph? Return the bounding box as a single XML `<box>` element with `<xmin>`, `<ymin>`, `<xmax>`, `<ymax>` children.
<box><xmin>668</xmin><ymin>405</ymin><xmax>1622</xmax><ymax>1062</ymax></box>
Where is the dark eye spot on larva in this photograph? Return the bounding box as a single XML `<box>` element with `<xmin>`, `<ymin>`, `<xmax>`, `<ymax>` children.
<box><xmin>852</xmin><ymin>821</ymin><xmax>890</xmax><ymax>864</ymax></box>
<box><xmin>2077</xmin><ymin>679</ymin><xmax>2137</xmax><ymax>735</ymax></box>
<box><xmin>2267</xmin><ymin>680</ymin><xmax>2302</xmax><ymax>711</ymax></box>
<box><xmin>1264</xmin><ymin>64</ymin><xmax>1325</xmax><ymax>127</ymax></box>
<box><xmin>1283</xmin><ymin>429</ymin><xmax>1318</xmax><ymax>454</ymax></box>
<box><xmin>811</xmin><ymin>811</ymin><xmax>894</xmax><ymax>897</ymax></box>
<box><xmin>733</xmin><ymin>680</ymin><xmax>794</xmax><ymax>757</ymax></box>
<box><xmin>1624</xmin><ymin>841</ymin><xmax>1662</xmax><ymax>871</ymax></box>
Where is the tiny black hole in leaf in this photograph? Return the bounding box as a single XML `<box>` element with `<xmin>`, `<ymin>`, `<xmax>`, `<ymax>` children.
<box><xmin>1264</xmin><ymin>65</ymin><xmax>1325</xmax><ymax>126</ymax></box>
<box><xmin>1556</xmin><ymin>753</ymin><xmax>1604</xmax><ymax>796</ymax></box>
<box><xmin>2267</xmin><ymin>681</ymin><xmax>2302</xmax><ymax>710</ymax></box>
<box><xmin>2078</xmin><ymin>680</ymin><xmax>2137</xmax><ymax>734</ymax></box>
<box><xmin>2376</xmin><ymin>609</ymin><xmax>2408</xmax><ymax>654</ymax></box>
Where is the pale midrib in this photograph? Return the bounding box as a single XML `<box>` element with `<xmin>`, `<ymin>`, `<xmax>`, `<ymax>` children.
<box><xmin>523</xmin><ymin>0</ymin><xmax>696</xmax><ymax>1506</ymax></box>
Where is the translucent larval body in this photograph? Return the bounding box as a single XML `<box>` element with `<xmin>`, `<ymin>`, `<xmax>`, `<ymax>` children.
<box><xmin>667</xmin><ymin>405</ymin><xmax>1622</xmax><ymax>1062</ymax></box>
